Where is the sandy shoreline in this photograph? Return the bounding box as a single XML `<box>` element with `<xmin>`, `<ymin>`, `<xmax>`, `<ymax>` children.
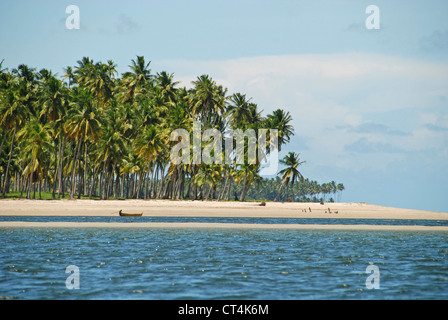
<box><xmin>0</xmin><ymin>199</ymin><xmax>447</xmax><ymax>219</ymax></box>
<box><xmin>0</xmin><ymin>199</ymin><xmax>447</xmax><ymax>230</ymax></box>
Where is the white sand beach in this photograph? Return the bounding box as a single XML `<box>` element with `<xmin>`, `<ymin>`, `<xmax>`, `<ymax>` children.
<box><xmin>0</xmin><ymin>199</ymin><xmax>447</xmax><ymax>231</ymax></box>
<box><xmin>0</xmin><ymin>199</ymin><xmax>447</xmax><ymax>219</ymax></box>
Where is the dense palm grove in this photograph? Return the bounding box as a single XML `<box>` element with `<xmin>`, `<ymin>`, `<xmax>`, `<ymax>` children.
<box><xmin>0</xmin><ymin>57</ymin><xmax>344</xmax><ymax>202</ymax></box>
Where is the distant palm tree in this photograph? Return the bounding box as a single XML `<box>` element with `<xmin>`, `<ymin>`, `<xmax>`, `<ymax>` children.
<box><xmin>227</xmin><ymin>93</ymin><xmax>252</xmax><ymax>127</ymax></box>
<box><xmin>1</xmin><ymin>64</ymin><xmax>36</xmax><ymax>197</ymax></box>
<box><xmin>134</xmin><ymin>125</ymin><xmax>166</xmax><ymax>199</ymax></box>
<box><xmin>274</xmin><ymin>152</ymin><xmax>305</xmax><ymax>202</ymax></box>
<box><xmin>65</xmin><ymin>88</ymin><xmax>102</xmax><ymax>199</ymax></box>
<box><xmin>265</xmin><ymin>109</ymin><xmax>294</xmax><ymax>151</ymax></box>
<box><xmin>16</xmin><ymin>118</ymin><xmax>54</xmax><ymax>199</ymax></box>
<box><xmin>189</xmin><ymin>75</ymin><xmax>226</xmax><ymax>126</ymax></box>
<box><xmin>156</xmin><ymin>71</ymin><xmax>179</xmax><ymax>105</ymax></box>
<box><xmin>0</xmin><ymin>56</ymin><xmax>346</xmax><ymax>203</ymax></box>
<box><xmin>38</xmin><ymin>73</ymin><xmax>68</xmax><ymax>198</ymax></box>
<box><xmin>120</xmin><ymin>55</ymin><xmax>153</xmax><ymax>105</ymax></box>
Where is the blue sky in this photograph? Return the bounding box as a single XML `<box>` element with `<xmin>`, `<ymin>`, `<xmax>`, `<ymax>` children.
<box><xmin>1</xmin><ymin>0</ymin><xmax>447</xmax><ymax>212</ymax></box>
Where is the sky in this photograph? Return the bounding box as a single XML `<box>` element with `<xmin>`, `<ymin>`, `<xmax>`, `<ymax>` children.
<box><xmin>1</xmin><ymin>0</ymin><xmax>447</xmax><ymax>212</ymax></box>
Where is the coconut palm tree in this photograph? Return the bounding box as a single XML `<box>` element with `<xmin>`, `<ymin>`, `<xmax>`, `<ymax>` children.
<box><xmin>156</xmin><ymin>71</ymin><xmax>179</xmax><ymax>105</ymax></box>
<box><xmin>337</xmin><ymin>183</ymin><xmax>345</xmax><ymax>202</ymax></box>
<box><xmin>227</xmin><ymin>93</ymin><xmax>253</xmax><ymax>128</ymax></box>
<box><xmin>38</xmin><ymin>72</ymin><xmax>68</xmax><ymax>198</ymax></box>
<box><xmin>119</xmin><ymin>55</ymin><xmax>153</xmax><ymax>105</ymax></box>
<box><xmin>1</xmin><ymin>64</ymin><xmax>36</xmax><ymax>197</ymax></box>
<box><xmin>274</xmin><ymin>152</ymin><xmax>305</xmax><ymax>202</ymax></box>
<box><xmin>64</xmin><ymin>87</ymin><xmax>102</xmax><ymax>199</ymax></box>
<box><xmin>189</xmin><ymin>75</ymin><xmax>227</xmax><ymax>126</ymax></box>
<box><xmin>265</xmin><ymin>109</ymin><xmax>294</xmax><ymax>151</ymax></box>
<box><xmin>134</xmin><ymin>124</ymin><xmax>166</xmax><ymax>199</ymax></box>
<box><xmin>235</xmin><ymin>163</ymin><xmax>260</xmax><ymax>202</ymax></box>
<box><xmin>16</xmin><ymin>118</ymin><xmax>54</xmax><ymax>199</ymax></box>
<box><xmin>63</xmin><ymin>66</ymin><xmax>75</xmax><ymax>88</ymax></box>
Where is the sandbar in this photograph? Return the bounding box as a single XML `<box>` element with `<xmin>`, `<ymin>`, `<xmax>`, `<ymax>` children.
<box><xmin>0</xmin><ymin>199</ymin><xmax>447</xmax><ymax>231</ymax></box>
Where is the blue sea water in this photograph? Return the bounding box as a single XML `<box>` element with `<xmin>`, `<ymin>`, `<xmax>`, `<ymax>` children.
<box><xmin>1</xmin><ymin>223</ymin><xmax>447</xmax><ymax>300</ymax></box>
<box><xmin>0</xmin><ymin>215</ymin><xmax>447</xmax><ymax>226</ymax></box>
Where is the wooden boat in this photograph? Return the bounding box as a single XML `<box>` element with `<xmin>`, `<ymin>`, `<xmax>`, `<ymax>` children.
<box><xmin>119</xmin><ymin>210</ymin><xmax>143</xmax><ymax>217</ymax></box>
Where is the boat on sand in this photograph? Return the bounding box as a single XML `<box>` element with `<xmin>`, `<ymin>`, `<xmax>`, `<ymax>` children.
<box><xmin>119</xmin><ymin>210</ymin><xmax>143</xmax><ymax>217</ymax></box>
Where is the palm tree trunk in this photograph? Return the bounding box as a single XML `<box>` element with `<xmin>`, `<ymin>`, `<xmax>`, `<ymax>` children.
<box><xmin>83</xmin><ymin>143</ymin><xmax>88</xmax><ymax>195</ymax></box>
<box><xmin>144</xmin><ymin>161</ymin><xmax>151</xmax><ymax>200</ymax></box>
<box><xmin>70</xmin><ymin>139</ymin><xmax>82</xmax><ymax>199</ymax></box>
<box><xmin>89</xmin><ymin>165</ymin><xmax>100</xmax><ymax>197</ymax></box>
<box><xmin>57</xmin><ymin>134</ymin><xmax>67</xmax><ymax>198</ymax></box>
<box><xmin>150</xmin><ymin>164</ymin><xmax>156</xmax><ymax>198</ymax></box>
<box><xmin>205</xmin><ymin>185</ymin><xmax>212</xmax><ymax>201</ymax></box>
<box><xmin>225</xmin><ymin>178</ymin><xmax>232</xmax><ymax>200</ymax></box>
<box><xmin>240</xmin><ymin>174</ymin><xmax>248</xmax><ymax>202</ymax></box>
<box><xmin>274</xmin><ymin>180</ymin><xmax>287</xmax><ymax>202</ymax></box>
<box><xmin>218</xmin><ymin>175</ymin><xmax>229</xmax><ymax>200</ymax></box>
<box><xmin>2</xmin><ymin>124</ymin><xmax>17</xmax><ymax>198</ymax></box>
<box><xmin>0</xmin><ymin>131</ymin><xmax>7</xmax><ymax>166</ymax></box>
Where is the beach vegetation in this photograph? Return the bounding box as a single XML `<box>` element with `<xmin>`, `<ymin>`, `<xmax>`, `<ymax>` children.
<box><xmin>0</xmin><ymin>57</ymin><xmax>343</xmax><ymax>201</ymax></box>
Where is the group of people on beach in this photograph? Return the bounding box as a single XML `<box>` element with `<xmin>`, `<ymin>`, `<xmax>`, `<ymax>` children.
<box><xmin>300</xmin><ymin>207</ymin><xmax>338</xmax><ymax>214</ymax></box>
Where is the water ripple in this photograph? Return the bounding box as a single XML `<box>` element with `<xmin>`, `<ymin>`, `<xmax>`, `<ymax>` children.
<box><xmin>0</xmin><ymin>228</ymin><xmax>446</xmax><ymax>299</ymax></box>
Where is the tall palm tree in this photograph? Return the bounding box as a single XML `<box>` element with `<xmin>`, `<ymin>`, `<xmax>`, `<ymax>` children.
<box><xmin>265</xmin><ymin>109</ymin><xmax>294</xmax><ymax>151</ymax></box>
<box><xmin>16</xmin><ymin>118</ymin><xmax>54</xmax><ymax>199</ymax></box>
<box><xmin>227</xmin><ymin>93</ymin><xmax>253</xmax><ymax>128</ymax></box>
<box><xmin>88</xmin><ymin>61</ymin><xmax>116</xmax><ymax>105</ymax></box>
<box><xmin>65</xmin><ymin>87</ymin><xmax>102</xmax><ymax>199</ymax></box>
<box><xmin>1</xmin><ymin>64</ymin><xmax>36</xmax><ymax>197</ymax></box>
<box><xmin>120</xmin><ymin>55</ymin><xmax>153</xmax><ymax>105</ymax></box>
<box><xmin>38</xmin><ymin>72</ymin><xmax>68</xmax><ymax>198</ymax></box>
<box><xmin>134</xmin><ymin>124</ymin><xmax>166</xmax><ymax>199</ymax></box>
<box><xmin>156</xmin><ymin>71</ymin><xmax>179</xmax><ymax>105</ymax></box>
<box><xmin>63</xmin><ymin>66</ymin><xmax>75</xmax><ymax>88</ymax></box>
<box><xmin>337</xmin><ymin>183</ymin><xmax>345</xmax><ymax>202</ymax></box>
<box><xmin>235</xmin><ymin>163</ymin><xmax>260</xmax><ymax>202</ymax></box>
<box><xmin>189</xmin><ymin>75</ymin><xmax>227</xmax><ymax>126</ymax></box>
<box><xmin>0</xmin><ymin>71</ymin><xmax>18</xmax><ymax>162</ymax></box>
<box><xmin>274</xmin><ymin>152</ymin><xmax>305</xmax><ymax>202</ymax></box>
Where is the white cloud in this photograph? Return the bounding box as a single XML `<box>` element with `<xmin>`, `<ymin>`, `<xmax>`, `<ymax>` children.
<box><xmin>156</xmin><ymin>53</ymin><xmax>448</xmax><ymax>172</ymax></box>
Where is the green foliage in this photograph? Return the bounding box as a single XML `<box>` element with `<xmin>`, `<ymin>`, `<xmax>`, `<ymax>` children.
<box><xmin>0</xmin><ymin>56</ymin><xmax>344</xmax><ymax>201</ymax></box>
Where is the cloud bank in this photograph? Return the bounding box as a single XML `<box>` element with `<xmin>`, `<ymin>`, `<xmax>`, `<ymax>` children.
<box><xmin>156</xmin><ymin>53</ymin><xmax>448</xmax><ymax>164</ymax></box>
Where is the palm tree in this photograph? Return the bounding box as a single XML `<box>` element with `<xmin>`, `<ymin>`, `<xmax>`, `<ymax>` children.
<box><xmin>235</xmin><ymin>163</ymin><xmax>260</xmax><ymax>202</ymax></box>
<box><xmin>119</xmin><ymin>55</ymin><xmax>153</xmax><ymax>105</ymax></box>
<box><xmin>38</xmin><ymin>72</ymin><xmax>68</xmax><ymax>198</ymax></box>
<box><xmin>337</xmin><ymin>183</ymin><xmax>345</xmax><ymax>202</ymax></box>
<box><xmin>16</xmin><ymin>119</ymin><xmax>54</xmax><ymax>199</ymax></box>
<box><xmin>0</xmin><ymin>71</ymin><xmax>18</xmax><ymax>163</ymax></box>
<box><xmin>265</xmin><ymin>109</ymin><xmax>294</xmax><ymax>151</ymax></box>
<box><xmin>0</xmin><ymin>56</ymin><xmax>328</xmax><ymax>202</ymax></box>
<box><xmin>134</xmin><ymin>124</ymin><xmax>166</xmax><ymax>199</ymax></box>
<box><xmin>65</xmin><ymin>87</ymin><xmax>102</xmax><ymax>199</ymax></box>
<box><xmin>1</xmin><ymin>64</ymin><xmax>36</xmax><ymax>197</ymax></box>
<box><xmin>63</xmin><ymin>66</ymin><xmax>75</xmax><ymax>88</ymax></box>
<box><xmin>227</xmin><ymin>93</ymin><xmax>253</xmax><ymax>127</ymax></box>
<box><xmin>156</xmin><ymin>71</ymin><xmax>179</xmax><ymax>105</ymax></box>
<box><xmin>88</xmin><ymin>61</ymin><xmax>116</xmax><ymax>104</ymax></box>
<box><xmin>189</xmin><ymin>75</ymin><xmax>227</xmax><ymax>126</ymax></box>
<box><xmin>274</xmin><ymin>152</ymin><xmax>305</xmax><ymax>202</ymax></box>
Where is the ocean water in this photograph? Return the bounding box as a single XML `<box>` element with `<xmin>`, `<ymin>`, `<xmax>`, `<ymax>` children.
<box><xmin>1</xmin><ymin>225</ymin><xmax>447</xmax><ymax>300</ymax></box>
<box><xmin>1</xmin><ymin>215</ymin><xmax>447</xmax><ymax>226</ymax></box>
